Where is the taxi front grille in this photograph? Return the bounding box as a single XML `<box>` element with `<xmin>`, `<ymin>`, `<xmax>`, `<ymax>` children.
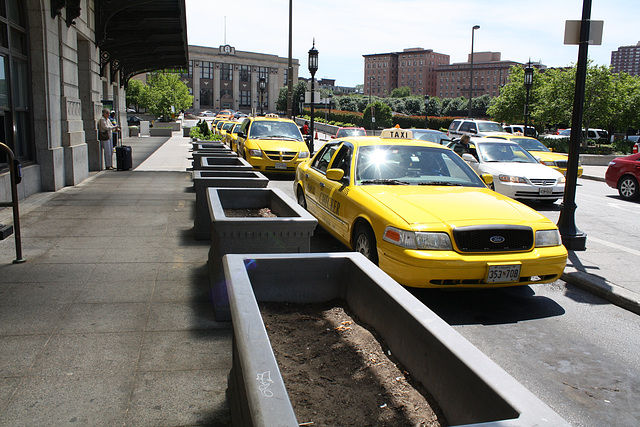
<box><xmin>529</xmin><ymin>179</ymin><xmax>557</xmax><ymax>186</ymax></box>
<box><xmin>264</xmin><ymin>150</ymin><xmax>297</xmax><ymax>161</ymax></box>
<box><xmin>554</xmin><ymin>160</ymin><xmax>568</xmax><ymax>168</ymax></box>
<box><xmin>453</xmin><ymin>225</ymin><xmax>533</xmax><ymax>253</ymax></box>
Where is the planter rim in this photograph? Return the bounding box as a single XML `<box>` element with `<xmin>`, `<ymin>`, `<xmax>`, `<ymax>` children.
<box><xmin>207</xmin><ymin>187</ymin><xmax>314</xmax><ymax>222</ymax></box>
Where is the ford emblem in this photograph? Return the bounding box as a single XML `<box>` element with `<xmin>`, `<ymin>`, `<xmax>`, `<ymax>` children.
<box><xmin>490</xmin><ymin>235</ymin><xmax>505</xmax><ymax>244</ymax></box>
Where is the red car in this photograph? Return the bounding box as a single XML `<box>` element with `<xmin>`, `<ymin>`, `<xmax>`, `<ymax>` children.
<box><xmin>332</xmin><ymin>127</ymin><xmax>366</xmax><ymax>138</ymax></box>
<box><xmin>605</xmin><ymin>153</ymin><xmax>640</xmax><ymax>201</ymax></box>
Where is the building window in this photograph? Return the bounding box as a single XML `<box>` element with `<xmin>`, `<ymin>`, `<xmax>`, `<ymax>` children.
<box><xmin>200</xmin><ymin>88</ymin><xmax>213</xmax><ymax>106</ymax></box>
<box><xmin>239</xmin><ymin>65</ymin><xmax>250</xmax><ymax>82</ymax></box>
<box><xmin>257</xmin><ymin>66</ymin><xmax>269</xmax><ymax>83</ymax></box>
<box><xmin>0</xmin><ymin>0</ymin><xmax>31</xmax><ymax>168</ymax></box>
<box><xmin>239</xmin><ymin>90</ymin><xmax>250</xmax><ymax>107</ymax></box>
<box><xmin>201</xmin><ymin>61</ymin><xmax>214</xmax><ymax>79</ymax></box>
<box><xmin>220</xmin><ymin>63</ymin><xmax>232</xmax><ymax>81</ymax></box>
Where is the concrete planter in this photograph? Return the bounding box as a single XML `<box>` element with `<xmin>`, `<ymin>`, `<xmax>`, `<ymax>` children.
<box><xmin>192</xmin><ymin>142</ymin><xmax>228</xmax><ymax>151</ymax></box>
<box><xmin>149</xmin><ymin>127</ymin><xmax>173</xmax><ymax>137</ymax></box>
<box><xmin>222</xmin><ymin>252</ymin><xmax>569</xmax><ymax>427</ymax></box>
<box><xmin>183</xmin><ymin>127</ymin><xmax>191</xmax><ymax>137</ymax></box>
<box><xmin>193</xmin><ymin>171</ymin><xmax>269</xmax><ymax>241</ymax></box>
<box><xmin>191</xmin><ymin>150</ymin><xmax>237</xmax><ymax>168</ymax></box>
<box><xmin>208</xmin><ymin>188</ymin><xmax>317</xmax><ymax>321</ymax></box>
<box><xmin>190</xmin><ymin>156</ymin><xmax>253</xmax><ymax>172</ymax></box>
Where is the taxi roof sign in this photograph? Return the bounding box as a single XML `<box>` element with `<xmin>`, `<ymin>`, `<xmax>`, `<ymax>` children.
<box><xmin>381</xmin><ymin>128</ymin><xmax>413</xmax><ymax>139</ymax></box>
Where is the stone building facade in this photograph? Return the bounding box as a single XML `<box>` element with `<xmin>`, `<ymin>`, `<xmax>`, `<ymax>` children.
<box><xmin>182</xmin><ymin>45</ymin><xmax>299</xmax><ymax>115</ymax></box>
<box><xmin>0</xmin><ymin>0</ymin><xmax>187</xmax><ymax>202</ymax></box>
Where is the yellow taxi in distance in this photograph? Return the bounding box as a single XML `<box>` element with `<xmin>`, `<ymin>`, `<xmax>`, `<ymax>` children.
<box><xmin>293</xmin><ymin>129</ymin><xmax>567</xmax><ymax>288</ymax></box>
<box><xmin>482</xmin><ymin>133</ymin><xmax>583</xmax><ymax>177</ymax></box>
<box><xmin>226</xmin><ymin>122</ymin><xmax>242</xmax><ymax>152</ymax></box>
<box><xmin>219</xmin><ymin>120</ymin><xmax>237</xmax><ymax>140</ymax></box>
<box><xmin>236</xmin><ymin>114</ymin><xmax>310</xmax><ymax>173</ymax></box>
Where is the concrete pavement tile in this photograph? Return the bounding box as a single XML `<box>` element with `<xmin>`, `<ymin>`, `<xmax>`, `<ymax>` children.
<box><xmin>56</xmin><ymin>302</ymin><xmax>149</xmax><ymax>334</ymax></box>
<box><xmin>126</xmin><ymin>370</ymin><xmax>230</xmax><ymax>427</ymax></box>
<box><xmin>0</xmin><ymin>335</ymin><xmax>49</xmax><ymax>376</ymax></box>
<box><xmin>53</xmin><ymin>236</ymin><xmax>115</xmax><ymax>249</ymax></box>
<box><xmin>0</xmin><ymin>378</ymin><xmax>20</xmax><ymax>412</ymax></box>
<box><xmin>75</xmin><ymin>280</ymin><xmax>155</xmax><ymax>304</ymax></box>
<box><xmin>152</xmin><ymin>279</ymin><xmax>211</xmax><ymax>303</ymax></box>
<box><xmin>88</xmin><ymin>262</ymin><xmax>161</xmax><ymax>283</ymax></box>
<box><xmin>19</xmin><ymin>219</ymin><xmax>76</xmax><ymax>237</ymax></box>
<box><xmin>137</xmin><ymin>330</ymin><xmax>232</xmax><ymax>372</ymax></box>
<box><xmin>0</xmin><ymin>282</ymin><xmax>84</xmax><ymax>307</ymax></box>
<box><xmin>0</xmin><ymin>237</ymin><xmax>59</xmax><ymax>261</ymax></box>
<box><xmin>30</xmin><ymin>332</ymin><xmax>143</xmax><ymax>376</ymax></box>
<box><xmin>34</xmin><ymin>247</ymin><xmax>108</xmax><ymax>264</ymax></box>
<box><xmin>101</xmin><ymin>246</ymin><xmax>167</xmax><ymax>263</ymax></box>
<box><xmin>0</xmin><ymin>263</ymin><xmax>97</xmax><ymax>282</ymax></box>
<box><xmin>145</xmin><ymin>302</ymin><xmax>222</xmax><ymax>332</ymax></box>
<box><xmin>0</xmin><ymin>374</ymin><xmax>131</xmax><ymax>425</ymax></box>
<box><xmin>0</xmin><ymin>304</ymin><xmax>68</xmax><ymax>335</ymax></box>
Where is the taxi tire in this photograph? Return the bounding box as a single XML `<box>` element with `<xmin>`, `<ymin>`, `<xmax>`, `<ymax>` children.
<box><xmin>354</xmin><ymin>224</ymin><xmax>379</xmax><ymax>265</ymax></box>
<box><xmin>296</xmin><ymin>189</ymin><xmax>307</xmax><ymax>209</ymax></box>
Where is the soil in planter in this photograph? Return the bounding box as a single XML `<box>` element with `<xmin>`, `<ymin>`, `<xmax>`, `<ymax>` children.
<box><xmin>223</xmin><ymin>207</ymin><xmax>277</xmax><ymax>217</ymax></box>
<box><xmin>260</xmin><ymin>300</ymin><xmax>446</xmax><ymax>427</ymax></box>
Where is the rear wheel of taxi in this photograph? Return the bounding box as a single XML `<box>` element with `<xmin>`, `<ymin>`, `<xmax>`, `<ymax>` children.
<box><xmin>618</xmin><ymin>175</ymin><xmax>639</xmax><ymax>201</ymax></box>
<box><xmin>354</xmin><ymin>224</ymin><xmax>378</xmax><ymax>265</ymax></box>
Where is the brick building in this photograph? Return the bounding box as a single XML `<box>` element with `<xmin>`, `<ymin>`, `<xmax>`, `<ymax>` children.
<box><xmin>363</xmin><ymin>48</ymin><xmax>450</xmax><ymax>97</ymax></box>
<box><xmin>611</xmin><ymin>42</ymin><xmax>640</xmax><ymax>76</ymax></box>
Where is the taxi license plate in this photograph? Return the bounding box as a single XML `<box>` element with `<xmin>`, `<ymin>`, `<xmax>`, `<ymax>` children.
<box><xmin>539</xmin><ymin>187</ymin><xmax>552</xmax><ymax>195</ymax></box>
<box><xmin>275</xmin><ymin>162</ymin><xmax>287</xmax><ymax>170</ymax></box>
<box><xmin>486</xmin><ymin>265</ymin><xmax>521</xmax><ymax>283</ymax></box>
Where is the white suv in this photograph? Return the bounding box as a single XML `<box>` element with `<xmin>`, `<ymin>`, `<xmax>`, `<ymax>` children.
<box><xmin>447</xmin><ymin>119</ymin><xmax>508</xmax><ymax>139</ymax></box>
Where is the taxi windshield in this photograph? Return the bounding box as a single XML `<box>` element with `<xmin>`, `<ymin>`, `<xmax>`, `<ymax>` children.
<box><xmin>337</xmin><ymin>128</ymin><xmax>366</xmax><ymax>137</ymax></box>
<box><xmin>511</xmin><ymin>137</ymin><xmax>550</xmax><ymax>152</ymax></box>
<box><xmin>477</xmin><ymin>143</ymin><xmax>538</xmax><ymax>163</ymax></box>
<box><xmin>249</xmin><ymin>120</ymin><xmax>303</xmax><ymax>141</ymax></box>
<box><xmin>477</xmin><ymin>122</ymin><xmax>506</xmax><ymax>133</ymax></box>
<box><xmin>355</xmin><ymin>145</ymin><xmax>486</xmax><ymax>187</ymax></box>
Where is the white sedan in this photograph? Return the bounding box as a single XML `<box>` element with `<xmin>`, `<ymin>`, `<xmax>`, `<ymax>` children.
<box><xmin>450</xmin><ymin>138</ymin><xmax>566</xmax><ymax>203</ymax></box>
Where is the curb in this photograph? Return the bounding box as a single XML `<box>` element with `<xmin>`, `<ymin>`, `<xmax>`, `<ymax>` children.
<box><xmin>578</xmin><ymin>174</ymin><xmax>605</xmax><ymax>182</ymax></box>
<box><xmin>562</xmin><ymin>267</ymin><xmax>640</xmax><ymax>316</ymax></box>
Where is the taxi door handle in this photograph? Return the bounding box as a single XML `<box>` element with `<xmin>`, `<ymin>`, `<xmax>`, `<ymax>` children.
<box><xmin>319</xmin><ymin>182</ymin><xmax>325</xmax><ymax>188</ymax></box>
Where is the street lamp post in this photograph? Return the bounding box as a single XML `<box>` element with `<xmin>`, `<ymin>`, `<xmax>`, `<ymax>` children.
<box><xmin>369</xmin><ymin>77</ymin><xmax>374</xmax><ymax>133</ymax></box>
<box><xmin>308</xmin><ymin>40</ymin><xmax>318</xmax><ymax>154</ymax></box>
<box><xmin>523</xmin><ymin>61</ymin><xmax>534</xmax><ymax>136</ymax></box>
<box><xmin>468</xmin><ymin>25</ymin><xmax>480</xmax><ymax>118</ymax></box>
<box><xmin>424</xmin><ymin>95</ymin><xmax>430</xmax><ymax>128</ymax></box>
<box><xmin>258</xmin><ymin>77</ymin><xmax>266</xmax><ymax>116</ymax></box>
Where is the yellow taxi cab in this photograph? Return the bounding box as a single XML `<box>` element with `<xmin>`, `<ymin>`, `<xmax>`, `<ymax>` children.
<box><xmin>236</xmin><ymin>114</ymin><xmax>310</xmax><ymax>173</ymax></box>
<box><xmin>226</xmin><ymin>122</ymin><xmax>243</xmax><ymax>152</ymax></box>
<box><xmin>482</xmin><ymin>133</ymin><xmax>583</xmax><ymax>177</ymax></box>
<box><xmin>293</xmin><ymin>128</ymin><xmax>567</xmax><ymax>289</ymax></box>
<box><xmin>219</xmin><ymin>120</ymin><xmax>237</xmax><ymax>140</ymax></box>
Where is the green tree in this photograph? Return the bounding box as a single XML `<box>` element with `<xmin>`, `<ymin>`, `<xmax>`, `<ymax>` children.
<box><xmin>612</xmin><ymin>72</ymin><xmax>640</xmax><ymax>134</ymax></box>
<box><xmin>362</xmin><ymin>101</ymin><xmax>392</xmax><ymax>129</ymax></box>
<box><xmin>140</xmin><ymin>71</ymin><xmax>193</xmax><ymax>119</ymax></box>
<box><xmin>125</xmin><ymin>79</ymin><xmax>144</xmax><ymax>112</ymax></box>
<box><xmin>390</xmin><ymin>86</ymin><xmax>411</xmax><ymax>98</ymax></box>
<box><xmin>487</xmin><ymin>66</ymin><xmax>541</xmax><ymax>125</ymax></box>
<box><xmin>276</xmin><ymin>81</ymin><xmax>308</xmax><ymax>116</ymax></box>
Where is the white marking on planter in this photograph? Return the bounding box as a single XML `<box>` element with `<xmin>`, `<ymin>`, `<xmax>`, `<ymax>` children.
<box><xmin>256</xmin><ymin>371</ymin><xmax>274</xmax><ymax>397</ymax></box>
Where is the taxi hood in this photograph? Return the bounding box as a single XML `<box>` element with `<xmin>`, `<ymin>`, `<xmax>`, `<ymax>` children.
<box><xmin>361</xmin><ymin>186</ymin><xmax>546</xmax><ymax>227</ymax></box>
<box><xmin>253</xmin><ymin>138</ymin><xmax>306</xmax><ymax>152</ymax></box>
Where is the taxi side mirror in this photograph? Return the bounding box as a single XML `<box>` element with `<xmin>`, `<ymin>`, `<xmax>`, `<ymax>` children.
<box><xmin>326</xmin><ymin>168</ymin><xmax>345</xmax><ymax>182</ymax></box>
<box><xmin>481</xmin><ymin>173</ymin><xmax>494</xmax><ymax>186</ymax></box>
<box><xmin>237</xmin><ymin>131</ymin><xmax>245</xmax><ymax>138</ymax></box>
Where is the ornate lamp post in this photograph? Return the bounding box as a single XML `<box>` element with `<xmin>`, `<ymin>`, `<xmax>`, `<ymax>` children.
<box><xmin>523</xmin><ymin>61</ymin><xmax>534</xmax><ymax>136</ymax></box>
<box><xmin>258</xmin><ymin>77</ymin><xmax>266</xmax><ymax>115</ymax></box>
<box><xmin>468</xmin><ymin>25</ymin><xmax>480</xmax><ymax>118</ymax></box>
<box><xmin>308</xmin><ymin>40</ymin><xmax>318</xmax><ymax>154</ymax></box>
<box><xmin>424</xmin><ymin>95</ymin><xmax>430</xmax><ymax>128</ymax></box>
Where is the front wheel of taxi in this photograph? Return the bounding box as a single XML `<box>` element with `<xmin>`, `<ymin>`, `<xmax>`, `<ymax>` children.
<box><xmin>354</xmin><ymin>224</ymin><xmax>379</xmax><ymax>265</ymax></box>
<box><xmin>296</xmin><ymin>188</ymin><xmax>307</xmax><ymax>209</ymax></box>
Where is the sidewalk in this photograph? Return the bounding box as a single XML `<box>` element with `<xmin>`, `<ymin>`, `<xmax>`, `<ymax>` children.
<box><xmin>0</xmin><ymin>133</ymin><xmax>233</xmax><ymax>425</ymax></box>
<box><xmin>0</xmin><ymin>134</ymin><xmax>637</xmax><ymax>425</ymax></box>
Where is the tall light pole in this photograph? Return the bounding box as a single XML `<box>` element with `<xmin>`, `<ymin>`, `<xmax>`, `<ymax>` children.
<box><xmin>308</xmin><ymin>40</ymin><xmax>318</xmax><ymax>154</ymax></box>
<box><xmin>424</xmin><ymin>95</ymin><xmax>430</xmax><ymax>128</ymax></box>
<box><xmin>523</xmin><ymin>61</ymin><xmax>533</xmax><ymax>136</ymax></box>
<box><xmin>286</xmin><ymin>0</ymin><xmax>293</xmax><ymax>117</ymax></box>
<box><xmin>259</xmin><ymin>77</ymin><xmax>266</xmax><ymax>115</ymax></box>
<box><xmin>468</xmin><ymin>25</ymin><xmax>480</xmax><ymax>118</ymax></box>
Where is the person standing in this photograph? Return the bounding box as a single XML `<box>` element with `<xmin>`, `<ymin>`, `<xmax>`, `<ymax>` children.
<box><xmin>109</xmin><ymin>111</ymin><xmax>119</xmax><ymax>152</ymax></box>
<box><xmin>98</xmin><ymin>108</ymin><xmax>119</xmax><ymax>170</ymax></box>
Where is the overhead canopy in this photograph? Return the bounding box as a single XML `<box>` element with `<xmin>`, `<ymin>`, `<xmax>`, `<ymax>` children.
<box><xmin>95</xmin><ymin>0</ymin><xmax>189</xmax><ymax>85</ymax></box>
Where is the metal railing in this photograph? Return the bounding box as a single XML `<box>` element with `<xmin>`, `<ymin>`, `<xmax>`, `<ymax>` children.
<box><xmin>0</xmin><ymin>142</ymin><xmax>25</xmax><ymax>263</ymax></box>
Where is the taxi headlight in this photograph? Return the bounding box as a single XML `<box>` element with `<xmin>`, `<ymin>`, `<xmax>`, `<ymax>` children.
<box><xmin>298</xmin><ymin>151</ymin><xmax>310</xmax><ymax>159</ymax></box>
<box><xmin>542</xmin><ymin>161</ymin><xmax>556</xmax><ymax>166</ymax></box>
<box><xmin>248</xmin><ymin>149</ymin><xmax>262</xmax><ymax>157</ymax></box>
<box><xmin>499</xmin><ymin>174</ymin><xmax>528</xmax><ymax>184</ymax></box>
<box><xmin>535</xmin><ymin>229</ymin><xmax>562</xmax><ymax>247</ymax></box>
<box><xmin>383</xmin><ymin>226</ymin><xmax>452</xmax><ymax>250</ymax></box>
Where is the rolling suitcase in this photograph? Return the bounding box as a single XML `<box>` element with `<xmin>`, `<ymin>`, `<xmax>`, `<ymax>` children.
<box><xmin>115</xmin><ymin>130</ymin><xmax>132</xmax><ymax>170</ymax></box>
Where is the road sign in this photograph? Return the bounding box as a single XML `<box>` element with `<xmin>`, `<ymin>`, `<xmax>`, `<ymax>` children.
<box><xmin>564</xmin><ymin>20</ymin><xmax>603</xmax><ymax>45</ymax></box>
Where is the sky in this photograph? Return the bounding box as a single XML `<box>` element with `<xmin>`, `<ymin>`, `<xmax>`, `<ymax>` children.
<box><xmin>185</xmin><ymin>0</ymin><xmax>639</xmax><ymax>87</ymax></box>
